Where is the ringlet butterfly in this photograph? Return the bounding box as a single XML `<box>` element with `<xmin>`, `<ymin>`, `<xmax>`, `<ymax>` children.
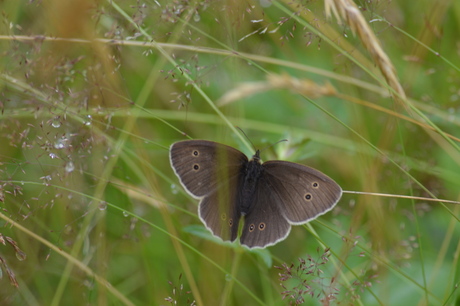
<box><xmin>170</xmin><ymin>140</ymin><xmax>342</xmax><ymax>249</ymax></box>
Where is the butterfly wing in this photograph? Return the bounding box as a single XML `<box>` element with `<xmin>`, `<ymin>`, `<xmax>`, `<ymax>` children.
<box><xmin>170</xmin><ymin>140</ymin><xmax>248</xmax><ymax>242</ymax></box>
<box><xmin>170</xmin><ymin>140</ymin><xmax>248</xmax><ymax>197</ymax></box>
<box><xmin>262</xmin><ymin>160</ymin><xmax>342</xmax><ymax>224</ymax></box>
<box><xmin>198</xmin><ymin>178</ymin><xmax>241</xmax><ymax>242</ymax></box>
<box><xmin>240</xmin><ymin>174</ymin><xmax>292</xmax><ymax>248</ymax></box>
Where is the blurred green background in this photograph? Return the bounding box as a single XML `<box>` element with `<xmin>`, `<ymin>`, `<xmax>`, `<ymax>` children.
<box><xmin>0</xmin><ymin>0</ymin><xmax>459</xmax><ymax>305</ymax></box>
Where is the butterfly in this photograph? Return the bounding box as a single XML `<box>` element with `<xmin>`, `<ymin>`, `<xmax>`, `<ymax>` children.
<box><xmin>170</xmin><ymin>140</ymin><xmax>342</xmax><ymax>248</ymax></box>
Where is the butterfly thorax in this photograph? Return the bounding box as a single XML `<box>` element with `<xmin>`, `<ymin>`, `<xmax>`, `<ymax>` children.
<box><xmin>240</xmin><ymin>150</ymin><xmax>264</xmax><ymax>215</ymax></box>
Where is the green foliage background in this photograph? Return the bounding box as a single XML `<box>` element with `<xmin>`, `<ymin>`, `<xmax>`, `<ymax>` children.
<box><xmin>0</xmin><ymin>0</ymin><xmax>459</xmax><ymax>305</ymax></box>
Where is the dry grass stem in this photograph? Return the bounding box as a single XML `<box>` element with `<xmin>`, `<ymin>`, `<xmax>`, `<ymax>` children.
<box><xmin>325</xmin><ymin>0</ymin><xmax>406</xmax><ymax>103</ymax></box>
<box><xmin>218</xmin><ymin>73</ymin><xmax>336</xmax><ymax>107</ymax></box>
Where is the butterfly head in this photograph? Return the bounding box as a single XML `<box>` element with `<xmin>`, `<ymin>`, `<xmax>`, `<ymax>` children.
<box><xmin>251</xmin><ymin>150</ymin><xmax>261</xmax><ymax>163</ymax></box>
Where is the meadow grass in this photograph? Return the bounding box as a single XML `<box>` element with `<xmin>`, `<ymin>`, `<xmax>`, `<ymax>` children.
<box><xmin>0</xmin><ymin>0</ymin><xmax>459</xmax><ymax>305</ymax></box>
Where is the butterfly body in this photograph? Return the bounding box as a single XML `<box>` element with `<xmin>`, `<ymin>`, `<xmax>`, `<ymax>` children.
<box><xmin>170</xmin><ymin>140</ymin><xmax>342</xmax><ymax>249</ymax></box>
<box><xmin>239</xmin><ymin>151</ymin><xmax>264</xmax><ymax>214</ymax></box>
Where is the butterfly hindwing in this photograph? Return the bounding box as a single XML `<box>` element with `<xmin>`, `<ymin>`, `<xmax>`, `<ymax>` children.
<box><xmin>199</xmin><ymin>179</ymin><xmax>241</xmax><ymax>242</ymax></box>
<box><xmin>240</xmin><ymin>175</ymin><xmax>291</xmax><ymax>248</ymax></box>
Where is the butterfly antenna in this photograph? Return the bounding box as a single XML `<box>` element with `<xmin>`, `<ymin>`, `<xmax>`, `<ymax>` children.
<box><xmin>260</xmin><ymin>139</ymin><xmax>288</xmax><ymax>154</ymax></box>
<box><xmin>236</xmin><ymin>126</ymin><xmax>257</xmax><ymax>151</ymax></box>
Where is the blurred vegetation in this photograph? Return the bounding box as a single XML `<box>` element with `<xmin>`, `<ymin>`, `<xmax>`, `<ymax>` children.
<box><xmin>0</xmin><ymin>0</ymin><xmax>459</xmax><ymax>305</ymax></box>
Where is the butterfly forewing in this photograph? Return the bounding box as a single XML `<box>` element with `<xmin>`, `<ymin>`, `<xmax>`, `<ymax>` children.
<box><xmin>262</xmin><ymin>161</ymin><xmax>342</xmax><ymax>224</ymax></box>
<box><xmin>170</xmin><ymin>140</ymin><xmax>248</xmax><ymax>197</ymax></box>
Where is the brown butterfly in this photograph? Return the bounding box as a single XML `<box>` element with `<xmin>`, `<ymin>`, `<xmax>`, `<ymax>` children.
<box><xmin>170</xmin><ymin>140</ymin><xmax>342</xmax><ymax>248</ymax></box>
